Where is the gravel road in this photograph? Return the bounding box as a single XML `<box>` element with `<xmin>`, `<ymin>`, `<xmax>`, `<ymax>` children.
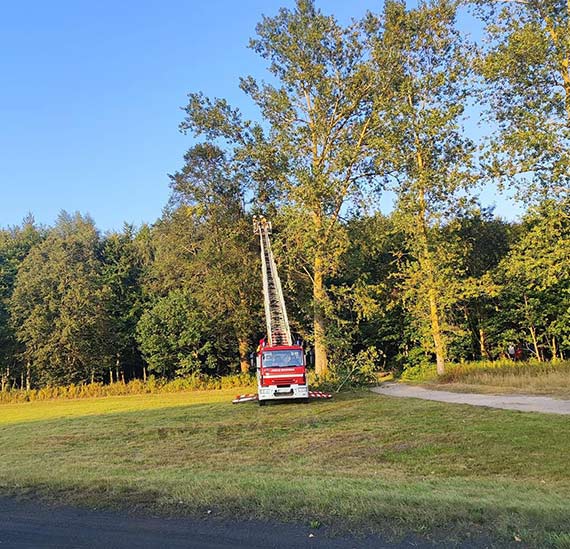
<box><xmin>372</xmin><ymin>383</ymin><xmax>570</xmax><ymax>414</ymax></box>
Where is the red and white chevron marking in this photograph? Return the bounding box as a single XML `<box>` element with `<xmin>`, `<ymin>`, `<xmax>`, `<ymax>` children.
<box><xmin>232</xmin><ymin>393</ymin><xmax>259</xmax><ymax>404</ymax></box>
<box><xmin>232</xmin><ymin>391</ymin><xmax>332</xmax><ymax>403</ymax></box>
<box><xmin>309</xmin><ymin>391</ymin><xmax>332</xmax><ymax>399</ymax></box>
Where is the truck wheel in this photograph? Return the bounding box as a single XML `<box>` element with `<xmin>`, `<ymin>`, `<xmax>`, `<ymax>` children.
<box><xmin>258</xmin><ymin>400</ymin><xmax>266</xmax><ymax>407</ymax></box>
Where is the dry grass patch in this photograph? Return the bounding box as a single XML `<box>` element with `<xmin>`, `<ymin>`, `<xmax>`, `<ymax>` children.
<box><xmin>416</xmin><ymin>360</ymin><xmax>570</xmax><ymax>397</ymax></box>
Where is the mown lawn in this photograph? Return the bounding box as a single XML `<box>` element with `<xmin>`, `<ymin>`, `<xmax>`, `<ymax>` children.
<box><xmin>0</xmin><ymin>389</ymin><xmax>569</xmax><ymax>546</ymax></box>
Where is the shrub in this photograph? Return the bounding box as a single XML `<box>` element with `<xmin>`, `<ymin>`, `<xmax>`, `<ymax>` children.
<box><xmin>311</xmin><ymin>347</ymin><xmax>382</xmax><ymax>392</ymax></box>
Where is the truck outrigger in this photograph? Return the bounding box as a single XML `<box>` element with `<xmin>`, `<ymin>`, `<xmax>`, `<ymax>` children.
<box><xmin>233</xmin><ymin>217</ymin><xmax>331</xmax><ymax>405</ymax></box>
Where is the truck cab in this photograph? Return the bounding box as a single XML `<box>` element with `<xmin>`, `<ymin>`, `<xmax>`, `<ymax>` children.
<box><xmin>257</xmin><ymin>344</ymin><xmax>309</xmax><ymax>405</ymax></box>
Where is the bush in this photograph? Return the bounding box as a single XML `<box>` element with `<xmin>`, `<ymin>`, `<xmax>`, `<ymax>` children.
<box><xmin>400</xmin><ymin>362</ymin><xmax>438</xmax><ymax>382</ymax></box>
<box><xmin>311</xmin><ymin>347</ymin><xmax>382</xmax><ymax>392</ymax></box>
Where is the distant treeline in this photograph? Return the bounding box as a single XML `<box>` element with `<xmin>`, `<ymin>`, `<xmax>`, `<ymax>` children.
<box><xmin>0</xmin><ymin>202</ymin><xmax>567</xmax><ymax>390</ymax></box>
<box><xmin>1</xmin><ymin>0</ymin><xmax>569</xmax><ymax>389</ymax></box>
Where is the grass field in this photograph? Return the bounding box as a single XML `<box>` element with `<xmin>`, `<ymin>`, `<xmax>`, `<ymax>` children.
<box><xmin>0</xmin><ymin>389</ymin><xmax>569</xmax><ymax>547</ymax></box>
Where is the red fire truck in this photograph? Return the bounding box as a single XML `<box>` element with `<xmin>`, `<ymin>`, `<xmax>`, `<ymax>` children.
<box><xmin>256</xmin><ymin>342</ymin><xmax>309</xmax><ymax>405</ymax></box>
<box><xmin>254</xmin><ymin>217</ymin><xmax>310</xmax><ymax>405</ymax></box>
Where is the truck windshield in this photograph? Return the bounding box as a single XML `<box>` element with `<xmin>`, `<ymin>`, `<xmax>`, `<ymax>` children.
<box><xmin>261</xmin><ymin>350</ymin><xmax>304</xmax><ymax>368</ymax></box>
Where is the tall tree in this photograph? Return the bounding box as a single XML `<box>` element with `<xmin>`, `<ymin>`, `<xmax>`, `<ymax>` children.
<box><xmin>0</xmin><ymin>217</ymin><xmax>43</xmax><ymax>390</ymax></box>
<box><xmin>151</xmin><ymin>144</ymin><xmax>260</xmax><ymax>373</ymax></box>
<box><xmin>475</xmin><ymin>0</ymin><xmax>570</xmax><ymax>201</ymax></box>
<box><xmin>327</xmin><ymin>213</ymin><xmax>406</xmax><ymax>368</ymax></box>
<box><xmin>367</xmin><ymin>0</ymin><xmax>476</xmax><ymax>374</ymax></box>
<box><xmin>10</xmin><ymin>213</ymin><xmax>113</xmax><ymax>386</ymax></box>
<box><xmin>451</xmin><ymin>210</ymin><xmax>512</xmax><ymax>361</ymax></box>
<box><xmin>497</xmin><ymin>198</ymin><xmax>570</xmax><ymax>360</ymax></box>
<box><xmin>101</xmin><ymin>224</ymin><xmax>149</xmax><ymax>382</ymax></box>
<box><xmin>180</xmin><ymin>0</ymin><xmax>390</xmax><ymax>375</ymax></box>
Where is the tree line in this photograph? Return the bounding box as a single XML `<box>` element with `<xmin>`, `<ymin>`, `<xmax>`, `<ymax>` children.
<box><xmin>1</xmin><ymin>0</ymin><xmax>569</xmax><ymax>389</ymax></box>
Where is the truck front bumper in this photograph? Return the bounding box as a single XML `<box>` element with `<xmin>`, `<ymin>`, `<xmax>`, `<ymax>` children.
<box><xmin>258</xmin><ymin>384</ymin><xmax>309</xmax><ymax>401</ymax></box>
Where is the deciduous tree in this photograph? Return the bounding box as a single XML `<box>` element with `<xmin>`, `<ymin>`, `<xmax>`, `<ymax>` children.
<box><xmin>10</xmin><ymin>213</ymin><xmax>113</xmax><ymax>386</ymax></box>
<box><xmin>151</xmin><ymin>144</ymin><xmax>260</xmax><ymax>373</ymax></box>
<box><xmin>0</xmin><ymin>217</ymin><xmax>43</xmax><ymax>390</ymax></box>
<box><xmin>475</xmin><ymin>0</ymin><xmax>570</xmax><ymax>201</ymax></box>
<box><xmin>180</xmin><ymin>0</ymin><xmax>390</xmax><ymax>375</ymax></box>
<box><xmin>367</xmin><ymin>0</ymin><xmax>476</xmax><ymax>374</ymax></box>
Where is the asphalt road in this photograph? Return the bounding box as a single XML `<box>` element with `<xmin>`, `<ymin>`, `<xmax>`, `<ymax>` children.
<box><xmin>372</xmin><ymin>383</ymin><xmax>570</xmax><ymax>414</ymax></box>
<box><xmin>0</xmin><ymin>497</ymin><xmax>425</xmax><ymax>548</ymax></box>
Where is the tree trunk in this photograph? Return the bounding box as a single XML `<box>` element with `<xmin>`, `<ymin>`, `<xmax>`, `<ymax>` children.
<box><xmin>142</xmin><ymin>366</ymin><xmax>147</xmax><ymax>382</ymax></box>
<box><xmin>417</xmin><ymin>216</ymin><xmax>446</xmax><ymax>375</ymax></box>
<box><xmin>414</xmin><ymin>150</ymin><xmax>446</xmax><ymax>376</ymax></box>
<box><xmin>523</xmin><ymin>295</ymin><xmax>542</xmax><ymax>361</ymax></box>
<box><xmin>552</xmin><ymin>336</ymin><xmax>558</xmax><ymax>361</ymax></box>
<box><xmin>529</xmin><ymin>325</ymin><xmax>541</xmax><ymax>361</ymax></box>
<box><xmin>25</xmin><ymin>362</ymin><xmax>31</xmax><ymax>391</ymax></box>
<box><xmin>313</xmin><ymin>252</ymin><xmax>328</xmax><ymax>376</ymax></box>
<box><xmin>238</xmin><ymin>337</ymin><xmax>250</xmax><ymax>374</ymax></box>
<box><xmin>479</xmin><ymin>327</ymin><xmax>490</xmax><ymax>360</ymax></box>
<box><xmin>428</xmin><ymin>287</ymin><xmax>446</xmax><ymax>375</ymax></box>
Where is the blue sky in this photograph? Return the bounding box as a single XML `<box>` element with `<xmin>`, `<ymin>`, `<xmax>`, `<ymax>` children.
<box><xmin>0</xmin><ymin>0</ymin><xmax>521</xmax><ymax>232</ymax></box>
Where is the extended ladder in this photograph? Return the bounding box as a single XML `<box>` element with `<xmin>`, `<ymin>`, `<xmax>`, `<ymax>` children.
<box><xmin>253</xmin><ymin>216</ymin><xmax>292</xmax><ymax>347</ymax></box>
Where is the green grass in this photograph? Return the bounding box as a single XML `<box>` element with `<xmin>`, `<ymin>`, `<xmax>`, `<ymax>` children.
<box><xmin>0</xmin><ymin>389</ymin><xmax>569</xmax><ymax>546</ymax></box>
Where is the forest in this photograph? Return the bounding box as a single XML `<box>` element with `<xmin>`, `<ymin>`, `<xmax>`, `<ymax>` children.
<box><xmin>0</xmin><ymin>0</ymin><xmax>569</xmax><ymax>390</ymax></box>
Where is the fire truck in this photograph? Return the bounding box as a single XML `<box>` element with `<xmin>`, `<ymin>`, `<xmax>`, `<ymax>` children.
<box><xmin>253</xmin><ymin>216</ymin><xmax>309</xmax><ymax>405</ymax></box>
<box><xmin>232</xmin><ymin>217</ymin><xmax>330</xmax><ymax>405</ymax></box>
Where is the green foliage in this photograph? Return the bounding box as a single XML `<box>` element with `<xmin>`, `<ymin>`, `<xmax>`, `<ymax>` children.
<box><xmin>100</xmin><ymin>224</ymin><xmax>150</xmax><ymax>380</ymax></box>
<box><xmin>1</xmin><ymin>1</ymin><xmax>570</xmax><ymax>390</ymax></box>
<box><xmin>488</xmin><ymin>199</ymin><xmax>570</xmax><ymax>361</ymax></box>
<box><xmin>399</xmin><ymin>348</ymin><xmax>438</xmax><ymax>381</ymax></box>
<box><xmin>548</xmin><ymin>532</ymin><xmax>570</xmax><ymax>549</ymax></box>
<box><xmin>152</xmin><ymin>143</ymin><xmax>261</xmax><ymax>372</ymax></box>
<box><xmin>10</xmin><ymin>213</ymin><xmax>113</xmax><ymax>386</ymax></box>
<box><xmin>180</xmin><ymin>0</ymin><xmax>394</xmax><ymax>374</ymax></box>
<box><xmin>310</xmin><ymin>346</ymin><xmax>382</xmax><ymax>392</ymax></box>
<box><xmin>0</xmin><ymin>217</ymin><xmax>44</xmax><ymax>386</ymax></box>
<box><xmin>136</xmin><ymin>290</ymin><xmax>224</xmax><ymax>377</ymax></box>
<box><xmin>366</xmin><ymin>0</ymin><xmax>477</xmax><ymax>374</ymax></box>
<box><xmin>474</xmin><ymin>0</ymin><xmax>570</xmax><ymax>202</ymax></box>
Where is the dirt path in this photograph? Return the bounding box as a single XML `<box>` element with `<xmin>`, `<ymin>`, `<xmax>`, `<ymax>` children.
<box><xmin>371</xmin><ymin>383</ymin><xmax>570</xmax><ymax>415</ymax></box>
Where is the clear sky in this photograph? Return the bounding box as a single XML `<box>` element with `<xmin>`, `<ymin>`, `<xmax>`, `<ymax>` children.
<box><xmin>0</xmin><ymin>0</ymin><xmax>521</xmax><ymax>232</ymax></box>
